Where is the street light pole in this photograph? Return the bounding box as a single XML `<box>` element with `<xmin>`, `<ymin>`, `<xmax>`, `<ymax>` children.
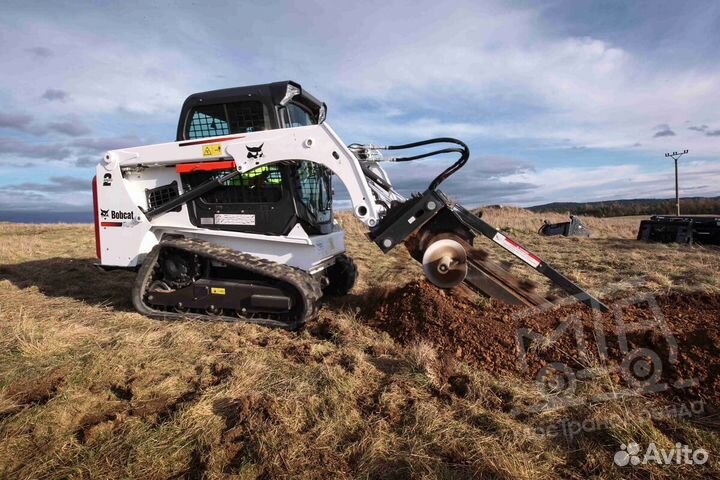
<box><xmin>665</xmin><ymin>150</ymin><xmax>688</xmax><ymax>216</ymax></box>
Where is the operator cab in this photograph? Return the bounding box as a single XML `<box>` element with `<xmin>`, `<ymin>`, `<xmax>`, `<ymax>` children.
<box><xmin>175</xmin><ymin>81</ymin><xmax>333</xmax><ymax>236</ymax></box>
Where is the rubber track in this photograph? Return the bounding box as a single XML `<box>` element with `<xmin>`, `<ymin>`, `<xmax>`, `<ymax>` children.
<box><xmin>132</xmin><ymin>237</ymin><xmax>322</xmax><ymax>330</ymax></box>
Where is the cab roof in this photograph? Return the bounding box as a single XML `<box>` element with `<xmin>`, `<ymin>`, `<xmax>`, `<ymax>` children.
<box><xmin>176</xmin><ymin>81</ymin><xmax>324</xmax><ymax>141</ymax></box>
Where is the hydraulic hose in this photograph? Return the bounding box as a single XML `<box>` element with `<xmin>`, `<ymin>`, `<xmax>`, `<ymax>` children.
<box><xmin>391</xmin><ymin>147</ymin><xmax>465</xmax><ymax>162</ymax></box>
<box><xmin>385</xmin><ymin>137</ymin><xmax>469</xmax><ymax>190</ymax></box>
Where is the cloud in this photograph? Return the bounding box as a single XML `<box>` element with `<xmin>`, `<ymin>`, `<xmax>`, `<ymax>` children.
<box><xmin>41</xmin><ymin>89</ymin><xmax>69</xmax><ymax>101</ymax></box>
<box><xmin>2</xmin><ymin>23</ymin><xmax>196</xmax><ymax>117</ymax></box>
<box><xmin>440</xmin><ymin>179</ymin><xmax>538</xmax><ymax>206</ymax></box>
<box><xmin>2</xmin><ymin>1</ymin><xmax>718</xmax><ymax>154</ymax></box>
<box><xmin>363</xmin><ymin>154</ymin><xmax>537</xmax><ymax>205</ymax></box>
<box><xmin>0</xmin><ymin>177</ymin><xmax>90</xmax><ymax>212</ymax></box>
<box><xmin>5</xmin><ymin>162</ymin><xmax>36</xmax><ymax>168</ymax></box>
<box><xmin>476</xmin><ymin>156</ymin><xmax>535</xmax><ymax>176</ymax></box>
<box><xmin>1</xmin><ymin>0</ymin><xmax>720</xmax><ymax>215</ymax></box>
<box><xmin>26</xmin><ymin>46</ymin><xmax>52</xmax><ymax>59</ymax></box>
<box><xmin>0</xmin><ymin>113</ymin><xmax>47</xmax><ymax>136</ymax></box>
<box><xmin>499</xmin><ymin>161</ymin><xmax>720</xmax><ymax>205</ymax></box>
<box><xmin>0</xmin><ymin>137</ymin><xmax>71</xmax><ymax>159</ymax></box>
<box><xmin>688</xmin><ymin>124</ymin><xmax>708</xmax><ymax>132</ymax></box>
<box><xmin>334</xmin><ymin>172</ymin><xmax>537</xmax><ymax>208</ymax></box>
<box><xmin>0</xmin><ymin>113</ymin><xmax>34</xmax><ymax>131</ymax></box>
<box><xmin>0</xmin><ymin>112</ymin><xmax>90</xmax><ymax>137</ymax></box>
<box><xmin>72</xmin><ymin>135</ymin><xmax>144</xmax><ymax>154</ymax></box>
<box><xmin>706</xmin><ymin>129</ymin><xmax>720</xmax><ymax>137</ymax></box>
<box><xmin>0</xmin><ymin>190</ymin><xmax>49</xmax><ymax>211</ymax></box>
<box><xmin>4</xmin><ymin>176</ymin><xmax>88</xmax><ymax>193</ymax></box>
<box><xmin>74</xmin><ymin>155</ymin><xmax>99</xmax><ymax>168</ymax></box>
<box><xmin>653</xmin><ymin>128</ymin><xmax>676</xmax><ymax>138</ymax></box>
<box><xmin>48</xmin><ymin>120</ymin><xmax>91</xmax><ymax>137</ymax></box>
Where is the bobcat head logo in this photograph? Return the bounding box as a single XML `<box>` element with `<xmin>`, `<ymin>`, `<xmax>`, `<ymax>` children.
<box><xmin>100</xmin><ymin>209</ymin><xmax>109</xmax><ymax>218</ymax></box>
<box><xmin>246</xmin><ymin>143</ymin><xmax>264</xmax><ymax>159</ymax></box>
<box><xmin>102</xmin><ymin>173</ymin><xmax>112</xmax><ymax>186</ymax></box>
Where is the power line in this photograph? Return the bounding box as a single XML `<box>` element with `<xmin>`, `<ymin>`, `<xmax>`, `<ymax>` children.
<box><xmin>665</xmin><ymin>149</ymin><xmax>688</xmax><ymax>216</ymax></box>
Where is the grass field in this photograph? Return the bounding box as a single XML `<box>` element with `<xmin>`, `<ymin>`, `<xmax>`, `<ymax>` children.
<box><xmin>0</xmin><ymin>208</ymin><xmax>719</xmax><ymax>479</ymax></box>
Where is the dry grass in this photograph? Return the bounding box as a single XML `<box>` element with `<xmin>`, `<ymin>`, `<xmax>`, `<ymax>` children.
<box><xmin>480</xmin><ymin>206</ymin><xmax>642</xmax><ymax>239</ymax></box>
<box><xmin>0</xmin><ymin>211</ymin><xmax>718</xmax><ymax>479</ymax></box>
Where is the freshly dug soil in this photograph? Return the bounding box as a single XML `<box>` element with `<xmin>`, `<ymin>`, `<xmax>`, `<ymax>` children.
<box><xmin>365</xmin><ymin>280</ymin><xmax>720</xmax><ymax>406</ymax></box>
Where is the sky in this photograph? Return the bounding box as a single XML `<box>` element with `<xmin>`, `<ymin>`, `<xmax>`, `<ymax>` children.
<box><xmin>1</xmin><ymin>0</ymin><xmax>720</xmax><ymax>216</ymax></box>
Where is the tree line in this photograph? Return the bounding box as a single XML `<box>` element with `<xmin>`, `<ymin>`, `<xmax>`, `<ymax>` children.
<box><xmin>528</xmin><ymin>197</ymin><xmax>720</xmax><ymax>218</ymax></box>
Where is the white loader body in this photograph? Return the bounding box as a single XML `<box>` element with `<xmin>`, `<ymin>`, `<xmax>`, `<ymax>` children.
<box><xmin>93</xmin><ymin>123</ymin><xmax>384</xmax><ymax>272</ymax></box>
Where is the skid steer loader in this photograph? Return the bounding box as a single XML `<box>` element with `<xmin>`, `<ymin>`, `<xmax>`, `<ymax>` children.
<box><xmin>93</xmin><ymin>81</ymin><xmax>607</xmax><ymax>329</ymax></box>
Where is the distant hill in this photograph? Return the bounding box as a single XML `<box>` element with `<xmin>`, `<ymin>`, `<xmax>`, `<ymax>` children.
<box><xmin>529</xmin><ymin>196</ymin><xmax>720</xmax><ymax>218</ymax></box>
<box><xmin>3</xmin><ymin>197</ymin><xmax>719</xmax><ymax>223</ymax></box>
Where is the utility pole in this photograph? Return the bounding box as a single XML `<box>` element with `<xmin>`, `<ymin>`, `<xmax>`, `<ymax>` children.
<box><xmin>665</xmin><ymin>150</ymin><xmax>688</xmax><ymax>216</ymax></box>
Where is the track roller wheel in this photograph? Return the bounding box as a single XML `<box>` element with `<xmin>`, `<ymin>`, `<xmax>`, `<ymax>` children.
<box><xmin>322</xmin><ymin>254</ymin><xmax>358</xmax><ymax>296</ymax></box>
<box><xmin>206</xmin><ymin>306</ymin><xmax>224</xmax><ymax>316</ymax></box>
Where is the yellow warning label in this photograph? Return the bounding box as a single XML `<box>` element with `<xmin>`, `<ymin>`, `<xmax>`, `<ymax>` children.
<box><xmin>202</xmin><ymin>144</ymin><xmax>222</xmax><ymax>157</ymax></box>
<box><xmin>211</xmin><ymin>287</ymin><xmax>226</xmax><ymax>295</ymax></box>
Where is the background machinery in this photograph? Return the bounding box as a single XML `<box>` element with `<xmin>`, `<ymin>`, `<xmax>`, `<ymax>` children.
<box><xmin>637</xmin><ymin>215</ymin><xmax>720</xmax><ymax>245</ymax></box>
<box><xmin>93</xmin><ymin>81</ymin><xmax>607</xmax><ymax>329</ymax></box>
<box><xmin>539</xmin><ymin>215</ymin><xmax>591</xmax><ymax>237</ymax></box>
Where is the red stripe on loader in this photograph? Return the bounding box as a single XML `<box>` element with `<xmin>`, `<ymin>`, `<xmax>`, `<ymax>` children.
<box><xmin>92</xmin><ymin>176</ymin><xmax>101</xmax><ymax>258</ymax></box>
<box><xmin>176</xmin><ymin>160</ymin><xmax>237</xmax><ymax>174</ymax></box>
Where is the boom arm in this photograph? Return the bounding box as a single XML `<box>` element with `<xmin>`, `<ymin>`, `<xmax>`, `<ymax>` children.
<box><xmin>107</xmin><ymin>123</ymin><xmax>385</xmax><ymax>227</ymax></box>
<box><xmin>227</xmin><ymin>123</ymin><xmax>384</xmax><ymax>227</ymax></box>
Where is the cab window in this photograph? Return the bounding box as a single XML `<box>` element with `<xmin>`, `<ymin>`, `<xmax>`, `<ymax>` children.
<box><xmin>296</xmin><ymin>161</ymin><xmax>332</xmax><ymax>223</ymax></box>
<box><xmin>187</xmin><ymin>105</ymin><xmax>229</xmax><ymax>139</ymax></box>
<box><xmin>227</xmin><ymin>101</ymin><xmax>269</xmax><ymax>133</ymax></box>
<box><xmin>190</xmin><ymin>166</ymin><xmax>285</xmax><ymax>204</ymax></box>
<box><xmin>286</xmin><ymin>103</ymin><xmax>315</xmax><ymax>127</ymax></box>
<box><xmin>186</xmin><ymin>101</ymin><xmax>270</xmax><ymax>139</ymax></box>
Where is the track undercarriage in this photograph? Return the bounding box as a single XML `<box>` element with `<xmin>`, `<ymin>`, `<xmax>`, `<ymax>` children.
<box><xmin>132</xmin><ymin>237</ymin><xmax>323</xmax><ymax>329</ymax></box>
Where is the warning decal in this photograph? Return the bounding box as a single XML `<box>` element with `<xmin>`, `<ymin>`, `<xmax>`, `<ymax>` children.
<box><xmin>211</xmin><ymin>287</ymin><xmax>226</xmax><ymax>295</ymax></box>
<box><xmin>202</xmin><ymin>143</ymin><xmax>223</xmax><ymax>157</ymax></box>
<box><xmin>492</xmin><ymin>232</ymin><xmax>542</xmax><ymax>268</ymax></box>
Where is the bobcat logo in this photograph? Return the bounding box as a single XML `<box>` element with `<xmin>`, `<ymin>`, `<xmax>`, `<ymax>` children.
<box><xmin>102</xmin><ymin>173</ymin><xmax>112</xmax><ymax>186</ymax></box>
<box><xmin>100</xmin><ymin>209</ymin><xmax>109</xmax><ymax>218</ymax></box>
<box><xmin>246</xmin><ymin>143</ymin><xmax>264</xmax><ymax>159</ymax></box>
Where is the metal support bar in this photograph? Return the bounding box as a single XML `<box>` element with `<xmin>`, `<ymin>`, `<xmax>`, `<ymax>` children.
<box><xmin>142</xmin><ymin>170</ymin><xmax>241</xmax><ymax>220</ymax></box>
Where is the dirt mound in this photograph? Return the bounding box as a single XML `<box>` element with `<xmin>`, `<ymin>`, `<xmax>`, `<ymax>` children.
<box><xmin>368</xmin><ymin>281</ymin><xmax>520</xmax><ymax>369</ymax></box>
<box><xmin>366</xmin><ymin>281</ymin><xmax>720</xmax><ymax>406</ymax></box>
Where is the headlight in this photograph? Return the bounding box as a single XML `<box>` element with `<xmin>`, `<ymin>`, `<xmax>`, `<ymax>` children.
<box><xmin>280</xmin><ymin>84</ymin><xmax>300</xmax><ymax>106</ymax></box>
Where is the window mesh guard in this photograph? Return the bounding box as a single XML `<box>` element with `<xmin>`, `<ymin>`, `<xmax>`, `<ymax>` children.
<box><xmin>187</xmin><ymin>105</ymin><xmax>229</xmax><ymax>139</ymax></box>
<box><xmin>228</xmin><ymin>102</ymin><xmax>266</xmax><ymax>133</ymax></box>
<box><xmin>146</xmin><ymin>182</ymin><xmax>181</xmax><ymax>212</ymax></box>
